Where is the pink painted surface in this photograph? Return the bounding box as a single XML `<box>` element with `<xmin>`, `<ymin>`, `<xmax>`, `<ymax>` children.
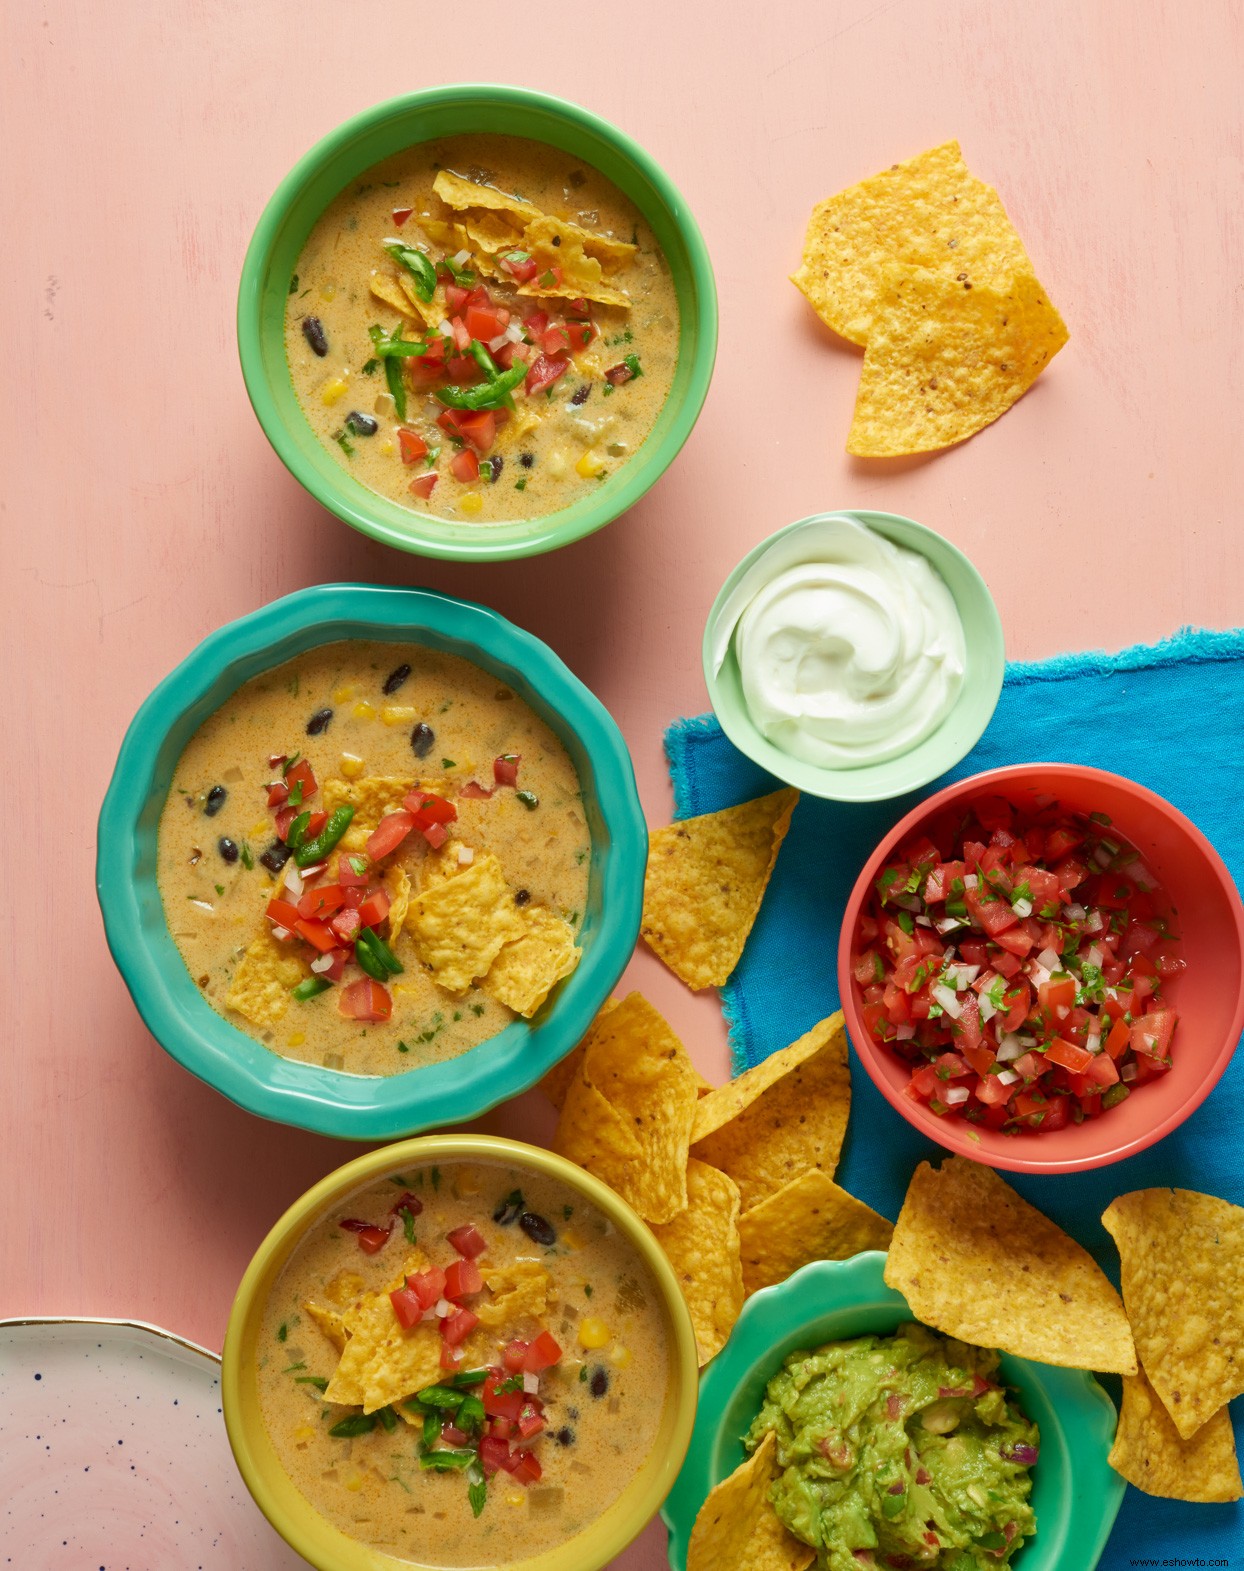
<box><xmin>5</xmin><ymin>1</ymin><xmax>1242</xmax><ymax>1565</ymax></box>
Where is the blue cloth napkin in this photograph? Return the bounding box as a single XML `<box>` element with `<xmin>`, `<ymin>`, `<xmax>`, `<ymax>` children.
<box><xmin>666</xmin><ymin>626</ymin><xmax>1244</xmax><ymax>1566</ymax></box>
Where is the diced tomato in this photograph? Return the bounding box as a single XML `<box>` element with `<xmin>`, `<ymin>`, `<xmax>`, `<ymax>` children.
<box><xmin>267</xmin><ymin>779</ymin><xmax>290</xmax><ymax>808</ymax></box>
<box><xmin>494</xmin><ymin>754</ymin><xmax>521</xmax><ymax>787</ymax></box>
<box><xmin>329</xmin><ymin>907</ymin><xmax>361</xmax><ymax>943</ymax></box>
<box><xmin>566</xmin><ymin>320</ymin><xmax>596</xmax><ymax>352</ymax></box>
<box><xmin>275</xmin><ymin>805</ymin><xmax>297</xmax><ymax>841</ymax></box>
<box><xmin>356</xmin><ymin>889</ymin><xmax>391</xmax><ymax>929</ymax></box>
<box><xmin>540</xmin><ymin>324</ymin><xmax>571</xmax><ymax>356</ymax></box>
<box><xmin>994</xmin><ymin>926</ymin><xmax>1034</xmax><ymax>958</ymax></box>
<box><xmin>441</xmin><ymin>1308</ymin><xmax>479</xmax><ymax>1347</ymax></box>
<box><xmin>1013</xmin><ymin>1052</ymin><xmax>1046</xmax><ymax>1082</ymax></box>
<box><xmin>1054</xmin><ymin>857</ymin><xmax>1088</xmax><ymax>896</ymax></box>
<box><xmin>339</xmin><ymin>978</ymin><xmax>392</xmax><ymax>1022</ymax></box>
<box><xmin>445</xmin><ymin>283</ymin><xmax>470</xmax><ymax>314</ymax></box>
<box><xmin>389</xmin><ymin>1286</ymin><xmax>424</xmax><ymax>1328</ymax></box>
<box><xmin>1083</xmin><ymin>1052</ymin><xmax>1120</xmax><ymax>1087</ymax></box>
<box><xmin>1045</xmin><ymin>826</ymin><xmax>1083</xmax><ymax>861</ymax></box>
<box><xmin>975</xmin><ymin>1074</ymin><xmax>1013</xmax><ymax>1107</ymax></box>
<box><xmin>337</xmin><ymin>1219</ymin><xmax>393</xmax><ymax>1254</ymax></box>
<box><xmin>1045</xmin><ymin>1037</ymin><xmax>1095</xmax><ymax>1074</ymax></box>
<box><xmin>294</xmin><ymin>918</ymin><xmax>337</xmax><ymax>953</ymax></box>
<box><xmin>407</xmin><ymin>1266</ymin><xmax>447</xmax><ymax>1311</ymax></box>
<box><xmin>960</xmin><ymin>1042</ymin><xmax>996</xmax><ymax>1078</ymax></box>
<box><xmin>1042</xmin><ymin>1095</ymin><xmax>1071</xmax><ymax>1131</ymax></box>
<box><xmin>955</xmin><ymin>995</ymin><xmax>983</xmax><ymax>1054</ymax></box>
<box><xmin>479</xmin><ymin>1437</ymin><xmax>511</xmax><ymax>1477</ymax></box>
<box><xmin>444</xmin><ymin>1259</ymin><xmax>483</xmax><ymax>1300</ymax></box>
<box><xmin>466</xmin><ymin>304</ymin><xmax>509</xmax><ymax>342</ymax></box>
<box><xmin>423</xmin><ymin>821</ymin><xmax>449</xmax><ymax>849</ymax></box>
<box><xmin>502</xmin><ymin>1340</ymin><xmax>529</xmax><ymax>1373</ymax></box>
<box><xmin>908</xmin><ymin>1064</ymin><xmax>943</xmax><ymax>1101</ymax></box>
<box><xmin>450</xmin><ymin>315</ymin><xmax>471</xmax><ymax>351</ymax></box>
<box><xmin>447</xmin><ymin>1224</ymin><xmax>488</xmax><ymax>1260</ymax></box>
<box><xmin>409</xmin><ymin>472</ymin><xmax>438</xmax><ymax>500</ymax></box>
<box><xmin>366</xmin><ymin>811</ymin><xmax>415</xmax><ymax>862</ymax></box>
<box><xmin>501</xmin><ymin>252</ymin><xmax>539</xmax><ymax>283</ymax></box>
<box><xmin>285</xmin><ymin>759</ymin><xmax>318</xmax><ymax>799</ymax></box>
<box><xmin>298</xmin><ymin>883</ymin><xmax>345</xmax><ymax>921</ymax></box>
<box><xmin>439</xmin><ymin>1343</ymin><xmax>464</xmax><ymax>1372</ymax></box>
<box><xmin>1014</xmin><ymin>1090</ymin><xmax>1048</xmax><ymax>1119</ymax></box>
<box><xmin>458</xmin><ymin>410</ymin><xmax>498</xmax><ymax>454</ymax></box>
<box><xmin>451</xmin><ymin>448</ymin><xmax>480</xmax><ymax>483</ymax></box>
<box><xmin>965</xmin><ymin>886</ymin><xmax>1018</xmax><ymax>936</ymax></box>
<box><xmin>525</xmin><ymin>353</ymin><xmax>569</xmax><ymax>396</ymax></box>
<box><xmin>1132</xmin><ymin>1008</ymin><xmax>1177</xmax><ymax>1061</ymax></box>
<box><xmin>516</xmin><ymin>1403</ymin><xmax>545</xmax><ymax>1439</ymax></box>
<box><xmin>924</xmin><ymin>861</ymin><xmax>965</xmax><ymax>902</ymax></box>
<box><xmin>483</xmin><ymin>1373</ymin><xmax>524</xmax><ymax>1423</ymax></box>
<box><xmin>266</xmin><ymin>897</ymin><xmax>302</xmax><ymax>930</ymax></box>
<box><xmin>1039</xmin><ymin>975</ymin><xmax>1076</xmax><ymax>1020</ymax></box>
<box><xmin>509</xmin><ymin>1449</ymin><xmax>543</xmax><ymax>1485</ymax></box>
<box><xmin>398</xmin><ymin>427</ymin><xmax>428</xmax><ymax>464</ymax></box>
<box><xmin>522</xmin><ymin>1330</ymin><xmax>562</xmax><ymax>1373</ymax></box>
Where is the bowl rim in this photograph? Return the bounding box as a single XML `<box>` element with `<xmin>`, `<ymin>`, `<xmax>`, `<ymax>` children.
<box><xmin>95</xmin><ymin>582</ymin><xmax>646</xmax><ymax>1139</ymax></box>
<box><xmin>701</xmin><ymin>509</ymin><xmax>1006</xmax><ymax>802</ymax></box>
<box><xmin>660</xmin><ymin>1251</ymin><xmax>1124</xmax><ymax>1571</ymax></box>
<box><xmin>837</xmin><ymin>761</ymin><xmax>1244</xmax><ymax>1173</ymax></box>
<box><xmin>237</xmin><ymin>81</ymin><xmax>718</xmax><ymax>563</ymax></box>
<box><xmin>222</xmin><ymin>1133</ymin><xmax>699</xmax><ymax>1571</ymax></box>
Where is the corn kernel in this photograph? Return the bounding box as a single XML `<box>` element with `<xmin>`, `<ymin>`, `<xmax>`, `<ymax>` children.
<box><xmin>575</xmin><ymin>449</ymin><xmax>606</xmax><ymax>479</ymax></box>
<box><xmin>578</xmin><ymin>1316</ymin><xmax>611</xmax><ymax>1350</ymax></box>
<box><xmin>344</xmin><ymin>1471</ymin><xmax>364</xmax><ymax>1493</ymax></box>
<box><xmin>250</xmin><ymin>820</ymin><xmax>269</xmax><ymax>837</ymax></box>
<box><xmin>610</xmin><ymin>1342</ymin><xmax>631</xmax><ymax>1368</ymax></box>
<box><xmin>506</xmin><ymin>1490</ymin><xmax>524</xmax><ymax>1507</ymax></box>
<box><xmin>287</xmin><ymin>1032</ymin><xmax>306</xmax><ymax>1048</ymax></box>
<box><xmin>381</xmin><ymin>704</ymin><xmax>417</xmax><ymax>726</ymax></box>
<box><xmin>340</xmin><ymin>752</ymin><xmax>366</xmax><ymax>780</ymax></box>
<box><xmin>333</xmin><ymin>684</ymin><xmax>356</xmax><ymax>704</ymax></box>
<box><xmin>320</xmin><ymin>282</ymin><xmax>337</xmax><ymax>302</ymax></box>
<box><xmin>459</xmin><ymin>492</ymin><xmax>483</xmax><ymax>515</ymax></box>
<box><xmin>293</xmin><ymin>1424</ymin><xmax>316</xmax><ymax>1446</ymax></box>
<box><xmin>547</xmin><ymin>449</ymin><xmax>568</xmax><ymax>479</ymax></box>
<box><xmin>381</xmin><ymin>440</ymin><xmax>394</xmax><ymax>456</ymax></box>
<box><xmin>560</xmin><ymin>1229</ymin><xmax>583</xmax><ymax>1251</ymax></box>
<box><xmin>321</xmin><ymin>376</ymin><xmax>349</xmax><ymax>406</ymax></box>
<box><xmin>352</xmin><ymin>700</ymin><xmax>376</xmax><ymax>721</ymax></box>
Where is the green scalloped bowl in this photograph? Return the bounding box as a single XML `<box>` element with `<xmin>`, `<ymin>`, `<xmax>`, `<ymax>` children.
<box><xmin>96</xmin><ymin>583</ymin><xmax>646</xmax><ymax>1140</ymax></box>
<box><xmin>661</xmin><ymin>1253</ymin><xmax>1123</xmax><ymax>1571</ymax></box>
<box><xmin>238</xmin><ymin>84</ymin><xmax>717</xmax><ymax>562</ymax></box>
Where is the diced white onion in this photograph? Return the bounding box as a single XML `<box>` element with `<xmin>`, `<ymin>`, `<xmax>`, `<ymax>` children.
<box><xmin>1093</xmin><ymin>844</ymin><xmax>1113</xmax><ymax>868</ymax></box>
<box><xmin>997</xmin><ymin>1068</ymin><xmax>1021</xmax><ymax>1086</ymax></box>
<box><xmin>299</xmin><ymin>862</ymin><xmax>326</xmax><ymax>881</ymax></box>
<box><xmin>435</xmin><ymin>1299</ymin><xmax>453</xmax><ymax>1319</ymax></box>
<box><xmin>1121</xmin><ymin>1061</ymin><xmax>1139</xmax><ymax>1082</ymax></box>
<box><xmin>943</xmin><ymin>1086</ymin><xmax>970</xmax><ymax>1106</ymax></box>
<box><xmin>271</xmin><ymin>924</ymin><xmax>291</xmax><ymax>941</ymax></box>
<box><xmin>504</xmin><ymin>319</ymin><xmax>526</xmax><ymax>343</ymax></box>
<box><xmin>1017</xmin><ymin>1033</ymin><xmax>1038</xmax><ymax>1048</ymax></box>
<box><xmin>979</xmin><ymin>992</ymin><xmax>997</xmax><ymax>1023</ymax></box>
<box><xmin>451</xmin><ymin>248</ymin><xmax>471</xmax><ymax>267</ymax></box>
<box><xmin>1026</xmin><ymin>963</ymin><xmax>1051</xmax><ymax>988</ymax></box>
<box><xmin>310</xmin><ymin>954</ymin><xmax>335</xmax><ymax>974</ymax></box>
<box><xmin>457</xmin><ymin>845</ymin><xmax>475</xmax><ymax>866</ymax></box>
<box><xmin>488</xmin><ymin>332</ymin><xmax>508</xmax><ymax>352</ymax></box>
<box><xmin>438</xmin><ymin>319</ymin><xmax>454</xmax><ymax>337</ymax></box>
<box><xmin>283</xmin><ymin>862</ymin><xmax>304</xmax><ymax>896</ymax></box>
<box><xmin>997</xmin><ymin>1035</ymin><xmax>1025</xmax><ymax>1062</ymax></box>
<box><xmin>1064</xmin><ymin>903</ymin><xmax>1087</xmax><ymax>921</ymax></box>
<box><xmin>189</xmin><ymin>899</ymin><xmax>214</xmax><ymax>913</ymax></box>
<box><xmin>932</xmin><ymin>984</ymin><xmax>963</xmax><ymax>1019</ymax></box>
<box><xmin>1129</xmin><ymin>861</ymin><xmax>1157</xmax><ymax>891</ymax></box>
<box><xmin>894</xmin><ymin>1023</ymin><xmax>915</xmax><ymax>1041</ymax></box>
<box><xmin>1085</xmin><ymin>1031</ymin><xmax>1102</xmax><ymax>1055</ymax></box>
<box><xmin>1037</xmin><ymin>947</ymin><xmax>1062</xmax><ymax>972</ymax></box>
<box><xmin>522</xmin><ymin>1372</ymin><xmax>540</xmax><ymax>1395</ymax></box>
<box><xmin>935</xmin><ymin>915</ymin><xmax>965</xmax><ymax>935</ymax></box>
<box><xmin>1084</xmin><ymin>911</ymin><xmax>1104</xmax><ymax>934</ymax></box>
<box><xmin>944</xmin><ymin>963</ymin><xmax>980</xmax><ymax>990</ymax></box>
<box><xmin>915</xmin><ymin>914</ymin><xmax>932</xmax><ymax>928</ymax></box>
<box><xmin>963</xmin><ymin>873</ymin><xmax>979</xmax><ymax>889</ymax></box>
<box><xmin>1011</xmin><ymin>897</ymin><xmax>1034</xmax><ymax>918</ymax></box>
<box><xmin>1086</xmin><ymin>945</ymin><xmax>1103</xmax><ymax>968</ymax></box>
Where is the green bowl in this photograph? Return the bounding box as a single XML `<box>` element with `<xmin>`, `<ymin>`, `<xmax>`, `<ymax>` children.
<box><xmin>702</xmin><ymin>510</ymin><xmax>1005</xmax><ymax>802</ymax></box>
<box><xmin>95</xmin><ymin>583</ymin><xmax>647</xmax><ymax>1140</ymax></box>
<box><xmin>238</xmin><ymin>84</ymin><xmax>718</xmax><ymax>562</ymax></box>
<box><xmin>661</xmin><ymin>1253</ymin><xmax>1123</xmax><ymax>1571</ymax></box>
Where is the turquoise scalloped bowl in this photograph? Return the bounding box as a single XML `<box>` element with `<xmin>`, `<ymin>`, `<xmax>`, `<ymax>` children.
<box><xmin>661</xmin><ymin>1253</ymin><xmax>1123</xmax><ymax>1571</ymax></box>
<box><xmin>96</xmin><ymin>583</ymin><xmax>646</xmax><ymax>1140</ymax></box>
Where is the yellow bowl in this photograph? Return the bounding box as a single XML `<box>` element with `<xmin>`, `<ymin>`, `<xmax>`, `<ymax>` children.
<box><xmin>222</xmin><ymin>1135</ymin><xmax>698</xmax><ymax>1571</ymax></box>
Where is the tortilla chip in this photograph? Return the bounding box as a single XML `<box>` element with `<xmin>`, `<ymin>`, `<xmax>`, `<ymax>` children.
<box><xmin>323</xmin><ymin>1270</ymin><xmax>365</xmax><ymax>1307</ymax></box>
<box><xmin>642</xmin><ymin>788</ymin><xmax>798</xmax><ymax>990</ymax></box>
<box><xmin>846</xmin><ymin>263</ymin><xmax>1068</xmax><ymax>457</ymax></box>
<box><xmin>688</xmin><ymin>1430</ymin><xmax>790</xmax><ymax>1571</ymax></box>
<box><xmin>303</xmin><ymin>1300</ymin><xmax>349</xmax><ymax>1354</ymax></box>
<box><xmin>1110</xmin><ymin>1366</ymin><xmax>1243</xmax><ymax>1502</ymax></box>
<box><xmin>1102</xmin><ymin>1188</ymin><xmax>1244</xmax><ymax>1438</ymax></box>
<box><xmin>746</xmin><ymin>1508</ymin><xmax>816</xmax><ymax>1571</ymax></box>
<box><xmin>737</xmin><ymin>1170</ymin><xmax>893</xmax><ymax>1296</ymax></box>
<box><xmin>407</xmin><ymin>853</ymin><xmax>525</xmax><ymax>994</ymax></box>
<box><xmin>396</xmin><ymin>273</ymin><xmax>449</xmax><ymax>330</ymax></box>
<box><xmin>481</xmin><ymin>906</ymin><xmax>580</xmax><ymax>1018</ymax></box>
<box><xmin>369</xmin><ymin>271</ymin><xmax>420</xmax><ymax>318</ymax></box>
<box><xmin>516</xmin><ymin>231</ymin><xmax>632</xmax><ymax>311</ymax></box>
<box><xmin>322</xmin><ymin>775</ymin><xmax>417</xmax><ymax>826</ymax></box>
<box><xmin>650</xmin><ymin>1159</ymin><xmax>744</xmax><ymax>1365</ymax></box>
<box><xmin>225</xmin><ymin>929</ymin><xmax>306</xmax><ymax>1028</ymax></box>
<box><xmin>322</xmin><ymin>1254</ymin><xmax>439</xmax><ymax>1412</ymax></box>
<box><xmin>792</xmin><ymin>141</ymin><xmax>1037</xmax><ymax>346</ymax></box>
<box><xmin>385</xmin><ymin>864</ymin><xmax>411</xmax><ymax>946</ymax></box>
<box><xmin>577</xmin><ymin>993</ymin><xmax>699</xmax><ymax>1224</ymax></box>
<box><xmin>433</xmin><ymin>169</ymin><xmax>542</xmax><ymax>226</ymax></box>
<box><xmin>552</xmin><ymin>1061</ymin><xmax>643</xmax><ymax>1195</ymax></box>
<box><xmin>463</xmin><ymin>210</ymin><xmax>525</xmax><ymax>253</ymax></box>
<box><xmin>886</xmin><ymin>1158</ymin><xmax>1136</xmax><ymax>1373</ymax></box>
<box><xmin>691</xmin><ymin>1013</ymin><xmax>850</xmax><ymax>1209</ymax></box>
<box><xmin>477</xmin><ymin>1260</ymin><xmax>550</xmax><ymax>1327</ymax></box>
<box><xmin>523</xmin><ymin>213</ymin><xmax>637</xmax><ymax>270</ymax></box>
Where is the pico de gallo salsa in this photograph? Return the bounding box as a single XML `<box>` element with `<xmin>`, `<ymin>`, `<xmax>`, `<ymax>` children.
<box><xmin>852</xmin><ymin>796</ymin><xmax>1183</xmax><ymax>1133</ymax></box>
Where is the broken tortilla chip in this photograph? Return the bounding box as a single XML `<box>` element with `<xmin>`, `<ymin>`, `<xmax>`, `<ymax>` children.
<box><xmin>481</xmin><ymin>906</ymin><xmax>580</xmax><ymax>1018</ymax></box>
<box><xmin>433</xmin><ymin>169</ymin><xmax>542</xmax><ymax>226</ymax></box>
<box><xmin>577</xmin><ymin>993</ymin><xmax>699</xmax><ymax>1223</ymax></box>
<box><xmin>1102</xmin><ymin>1188</ymin><xmax>1244</xmax><ymax>1439</ymax></box>
<box><xmin>846</xmin><ymin>262</ymin><xmax>1068</xmax><ymax>457</ymax></box>
<box><xmin>691</xmin><ymin>1013</ymin><xmax>850</xmax><ymax>1209</ymax></box>
<box><xmin>538</xmin><ymin>999</ymin><xmax>621</xmax><ymax>1111</ymax></box>
<box><xmin>1109</xmin><ymin>1366</ymin><xmax>1243</xmax><ymax>1502</ymax></box>
<box><xmin>303</xmin><ymin>1300</ymin><xmax>349</xmax><ymax>1354</ymax></box>
<box><xmin>886</xmin><ymin>1158</ymin><xmax>1136</xmax><ymax>1374</ymax></box>
<box><xmin>642</xmin><ymin>787</ymin><xmax>798</xmax><ymax>990</ymax></box>
<box><xmin>650</xmin><ymin>1159</ymin><xmax>745</xmax><ymax>1366</ymax></box>
<box><xmin>791</xmin><ymin>140</ymin><xmax>1037</xmax><ymax>346</ymax></box>
<box><xmin>477</xmin><ymin>1260</ymin><xmax>550</xmax><ymax>1327</ymax></box>
<box><xmin>385</xmin><ymin>864</ymin><xmax>411</xmax><ymax>946</ymax></box>
<box><xmin>225</xmin><ymin>929</ymin><xmax>307</xmax><ymax>1028</ymax></box>
<box><xmin>323</xmin><ymin>1252</ymin><xmax>436</xmax><ymax>1412</ymax></box>
<box><xmin>369</xmin><ymin>271</ymin><xmax>420</xmax><ymax>319</ymax></box>
<box><xmin>737</xmin><ymin>1170</ymin><xmax>893</xmax><ymax>1296</ymax></box>
<box><xmin>407</xmin><ymin>853</ymin><xmax>525</xmax><ymax>994</ymax></box>
<box><xmin>552</xmin><ymin>1058</ymin><xmax>643</xmax><ymax>1186</ymax></box>
<box><xmin>397</xmin><ymin>272</ymin><xmax>449</xmax><ymax>329</ymax></box>
<box><xmin>323</xmin><ymin>776</ymin><xmax>417</xmax><ymax>827</ymax></box>
<box><xmin>688</xmin><ymin>1431</ymin><xmax>798</xmax><ymax>1571</ymax></box>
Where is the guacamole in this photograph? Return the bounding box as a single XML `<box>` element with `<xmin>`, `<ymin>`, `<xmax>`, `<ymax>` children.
<box><xmin>746</xmin><ymin>1323</ymin><xmax>1038</xmax><ymax>1570</ymax></box>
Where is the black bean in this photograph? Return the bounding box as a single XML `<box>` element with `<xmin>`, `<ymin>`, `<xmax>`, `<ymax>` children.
<box><xmin>306</xmin><ymin>707</ymin><xmax>333</xmax><ymax>736</ymax></box>
<box><xmin>345</xmin><ymin>410</ymin><xmax>379</xmax><ymax>436</ymax></box>
<box><xmin>383</xmin><ymin>663</ymin><xmax>411</xmax><ymax>695</ymax></box>
<box><xmin>204</xmin><ymin>785</ymin><xmax>227</xmax><ymax>817</ymax></box>
<box><xmin>519</xmin><ymin>1211</ymin><xmax>556</xmax><ymax>1247</ymax></box>
<box><xmin>570</xmin><ymin>383</ymin><xmax>591</xmax><ymax>407</ymax></box>
<box><xmin>519</xmin><ymin>452</ymin><xmax>534</xmax><ymax>468</ymax></box>
<box><xmin>589</xmin><ymin>1367</ymin><xmax>609</xmax><ymax>1399</ymax></box>
<box><xmin>493</xmin><ymin>1189</ymin><xmax>525</xmax><ymax>1226</ymax></box>
<box><xmin>302</xmin><ymin>316</ymin><xmax>328</xmax><ymax>357</ymax></box>
<box><xmin>218</xmin><ymin>837</ymin><xmax>239</xmax><ymax>864</ymax></box>
<box><xmin>556</xmin><ymin>1426</ymin><xmax>575</xmax><ymax>1446</ymax></box>
<box><xmin>259</xmin><ymin>841</ymin><xmax>291</xmax><ymax>873</ymax></box>
<box><xmin>410</xmin><ymin>722</ymin><xmax>435</xmax><ymax>758</ymax></box>
<box><xmin>485</xmin><ymin>454</ymin><xmax>503</xmax><ymax>482</ymax></box>
<box><xmin>516</xmin><ymin>790</ymin><xmax>539</xmax><ymax>811</ymax></box>
<box><xmin>515</xmin><ymin>889</ymin><xmax>531</xmax><ymax>907</ymax></box>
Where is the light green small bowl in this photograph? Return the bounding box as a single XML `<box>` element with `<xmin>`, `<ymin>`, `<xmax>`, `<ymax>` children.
<box><xmin>238</xmin><ymin>84</ymin><xmax>717</xmax><ymax>562</ymax></box>
<box><xmin>702</xmin><ymin>510</ymin><xmax>1005</xmax><ymax>802</ymax></box>
<box><xmin>223</xmin><ymin>1135</ymin><xmax>699</xmax><ymax>1571</ymax></box>
<box><xmin>662</xmin><ymin>1253</ymin><xmax>1123</xmax><ymax>1571</ymax></box>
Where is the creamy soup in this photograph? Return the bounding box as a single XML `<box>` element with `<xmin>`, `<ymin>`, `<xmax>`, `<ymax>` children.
<box><xmin>157</xmin><ymin>641</ymin><xmax>590</xmax><ymax>1076</ymax></box>
<box><xmin>258</xmin><ymin>1159</ymin><xmax>670</xmax><ymax>1565</ymax></box>
<box><xmin>285</xmin><ymin>134</ymin><xmax>680</xmax><ymax>524</ymax></box>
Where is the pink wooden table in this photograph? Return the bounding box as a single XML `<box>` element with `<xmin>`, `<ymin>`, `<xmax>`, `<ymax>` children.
<box><xmin>7</xmin><ymin>1</ymin><xmax>1242</xmax><ymax>1565</ymax></box>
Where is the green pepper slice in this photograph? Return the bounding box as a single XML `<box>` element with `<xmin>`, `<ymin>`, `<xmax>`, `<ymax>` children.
<box><xmin>291</xmin><ymin>977</ymin><xmax>331</xmax><ymax>1002</ymax></box>
<box><xmin>353</xmin><ymin>929</ymin><xmax>390</xmax><ymax>983</ymax></box>
<box><xmin>294</xmin><ymin>804</ymin><xmax>355</xmax><ymax>868</ymax></box>
<box><xmin>435</xmin><ymin>363</ymin><xmax>528</xmax><ymax>411</ymax></box>
<box><xmin>362</xmin><ymin>926</ymin><xmax>404</xmax><ymax>976</ymax></box>
<box><xmin>383</xmin><ymin>241</ymin><xmax>438</xmax><ymax>302</ymax></box>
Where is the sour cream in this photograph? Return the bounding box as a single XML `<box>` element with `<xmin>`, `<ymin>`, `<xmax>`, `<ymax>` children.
<box><xmin>713</xmin><ymin>514</ymin><xmax>966</xmax><ymax>770</ymax></box>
